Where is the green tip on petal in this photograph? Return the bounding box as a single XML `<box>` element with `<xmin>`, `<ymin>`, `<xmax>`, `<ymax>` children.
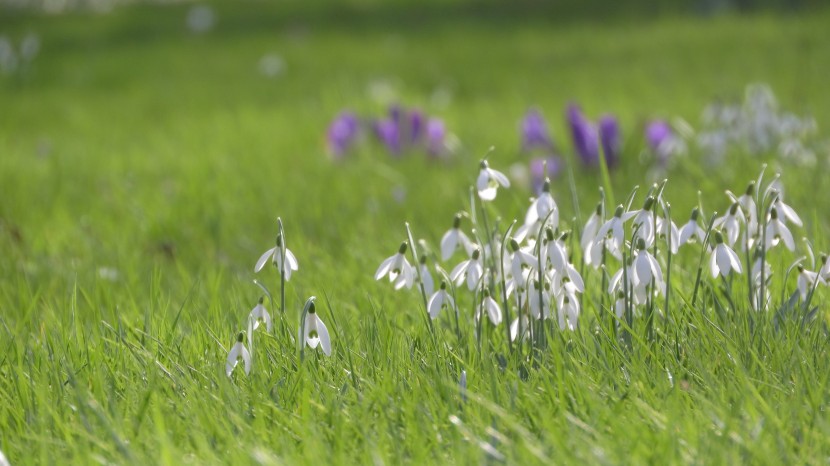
<box><xmin>276</xmin><ymin>234</ymin><xmax>283</xmax><ymax>247</ymax></box>
<box><xmin>636</xmin><ymin>238</ymin><xmax>646</xmax><ymax>250</ymax></box>
<box><xmin>258</xmin><ymin>296</ymin><xmax>264</xmax><ymax>304</ymax></box>
<box><xmin>398</xmin><ymin>242</ymin><xmax>408</xmax><ymax>254</ymax></box>
<box><xmin>729</xmin><ymin>203</ymin><xmax>739</xmax><ymax>215</ymax></box>
<box><xmin>614</xmin><ymin>205</ymin><xmax>624</xmax><ymax>218</ymax></box>
<box><xmin>545</xmin><ymin>228</ymin><xmax>554</xmax><ymax>241</ymax></box>
<box><xmin>440</xmin><ymin>281</ymin><xmax>447</xmax><ymax>290</ymax></box>
<box><xmin>542</xmin><ymin>178</ymin><xmax>551</xmax><ymax>192</ymax></box>
<box><xmin>472</xmin><ymin>248</ymin><xmax>481</xmax><ymax>260</ymax></box>
<box><xmin>713</xmin><ymin>230</ymin><xmax>724</xmax><ymax>244</ymax></box>
<box><xmin>509</xmin><ymin>238</ymin><xmax>520</xmax><ymax>252</ymax></box>
<box><xmin>236</xmin><ymin>332</ymin><xmax>244</xmax><ymax>342</ymax></box>
<box><xmin>308</xmin><ymin>301</ymin><xmax>316</xmax><ymax>314</ymax></box>
<box><xmin>770</xmin><ymin>208</ymin><xmax>778</xmax><ymax>220</ymax></box>
<box><xmin>559</xmin><ymin>231</ymin><xmax>570</xmax><ymax>241</ymax></box>
<box><xmin>690</xmin><ymin>208</ymin><xmax>699</xmax><ymax>221</ymax></box>
<box><xmin>419</xmin><ymin>254</ymin><xmax>427</xmax><ymax>265</ymax></box>
<box><xmin>595</xmin><ymin>202</ymin><xmax>603</xmax><ymax>216</ymax></box>
<box><xmin>479</xmin><ymin>160</ymin><xmax>488</xmax><ymax>169</ymax></box>
<box><xmin>745</xmin><ymin>181</ymin><xmax>755</xmax><ymax>196</ymax></box>
<box><xmin>643</xmin><ymin>196</ymin><xmax>655</xmax><ymax>211</ymax></box>
<box><xmin>453</xmin><ymin>214</ymin><xmax>462</xmax><ymax>229</ymax></box>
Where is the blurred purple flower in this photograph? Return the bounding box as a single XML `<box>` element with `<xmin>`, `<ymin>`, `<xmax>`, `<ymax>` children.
<box><xmin>530</xmin><ymin>156</ymin><xmax>562</xmax><ymax>194</ymax></box>
<box><xmin>374</xmin><ymin>118</ymin><xmax>402</xmax><ymax>155</ymax></box>
<box><xmin>646</xmin><ymin>120</ymin><xmax>673</xmax><ymax>163</ymax></box>
<box><xmin>408</xmin><ymin>109</ymin><xmax>425</xmax><ymax>144</ymax></box>
<box><xmin>520</xmin><ymin>109</ymin><xmax>554</xmax><ymax>153</ymax></box>
<box><xmin>425</xmin><ymin>118</ymin><xmax>446</xmax><ymax>157</ymax></box>
<box><xmin>598</xmin><ymin>115</ymin><xmax>621</xmax><ymax>168</ymax></box>
<box><xmin>326</xmin><ymin>111</ymin><xmax>360</xmax><ymax>159</ymax></box>
<box><xmin>567</xmin><ymin>104</ymin><xmax>600</xmax><ymax>167</ymax></box>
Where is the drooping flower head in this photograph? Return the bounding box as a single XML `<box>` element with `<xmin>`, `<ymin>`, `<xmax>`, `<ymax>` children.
<box><xmin>476</xmin><ymin>160</ymin><xmax>510</xmax><ymax>201</ymax></box>
<box><xmin>226</xmin><ymin>332</ymin><xmax>251</xmax><ymax>377</ymax></box>
<box><xmin>302</xmin><ymin>298</ymin><xmax>332</xmax><ymax>356</ymax></box>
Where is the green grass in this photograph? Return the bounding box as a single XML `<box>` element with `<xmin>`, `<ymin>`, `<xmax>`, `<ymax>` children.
<box><xmin>2</xmin><ymin>2</ymin><xmax>830</xmax><ymax>464</ymax></box>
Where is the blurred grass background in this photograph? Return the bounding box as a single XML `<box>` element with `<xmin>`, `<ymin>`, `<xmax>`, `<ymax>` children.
<box><xmin>2</xmin><ymin>1</ymin><xmax>830</xmax><ymax>463</ymax></box>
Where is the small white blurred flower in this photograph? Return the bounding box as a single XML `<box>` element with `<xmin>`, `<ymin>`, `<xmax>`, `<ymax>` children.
<box><xmin>764</xmin><ymin>208</ymin><xmax>795</xmax><ymax>251</ymax></box>
<box><xmin>186</xmin><ymin>4</ymin><xmax>215</xmax><ymax>34</ymax></box>
<box><xmin>301</xmin><ymin>299</ymin><xmax>331</xmax><ymax>356</ymax></box>
<box><xmin>524</xmin><ymin>178</ymin><xmax>558</xmax><ymax>229</ymax></box>
<box><xmin>677</xmin><ymin>208</ymin><xmax>706</xmax><ymax>248</ymax></box>
<box><xmin>581</xmin><ymin>202</ymin><xmax>603</xmax><ymax>251</ymax></box>
<box><xmin>248</xmin><ymin>297</ymin><xmax>272</xmax><ymax>332</ymax></box>
<box><xmin>771</xmin><ymin>197</ymin><xmax>803</xmax><ymax>227</ymax></box>
<box><xmin>633</xmin><ymin>240</ymin><xmax>664</xmax><ymax>296</ymax></box>
<box><xmin>476</xmin><ymin>160</ymin><xmax>510</xmax><ymax>201</ymax></box>
<box><xmin>629</xmin><ymin>197</ymin><xmax>657</xmax><ymax>247</ymax></box>
<box><xmin>417</xmin><ymin>256</ymin><xmax>434</xmax><ymax>297</ymax></box>
<box><xmin>450</xmin><ymin>247</ymin><xmax>484</xmax><ymax>291</ymax></box>
<box><xmin>596</xmin><ymin>205</ymin><xmax>637</xmax><ymax>255</ymax></box>
<box><xmin>508</xmin><ymin>238</ymin><xmax>538</xmax><ymax>281</ymax></box>
<box><xmin>557</xmin><ymin>295</ymin><xmax>579</xmax><ymax>331</ymax></box>
<box><xmin>226</xmin><ymin>332</ymin><xmax>251</xmax><ymax>377</ymax></box>
<box><xmin>528</xmin><ymin>280</ymin><xmax>551</xmax><ymax>319</ymax></box>
<box><xmin>796</xmin><ymin>265</ymin><xmax>825</xmax><ymax>300</ymax></box>
<box><xmin>440</xmin><ymin>214</ymin><xmax>472</xmax><ymax>261</ymax></box>
<box><xmin>710</xmin><ymin>231</ymin><xmax>743</xmax><ymax>278</ymax></box>
<box><xmin>509</xmin><ymin>314</ymin><xmax>530</xmax><ymax>341</ymax></box>
<box><xmin>375</xmin><ymin>242</ymin><xmax>414</xmax><ymax>289</ymax></box>
<box><xmin>428</xmin><ymin>281</ymin><xmax>455</xmax><ymax>320</ymax></box>
<box><xmin>713</xmin><ymin>202</ymin><xmax>745</xmax><ymax>246</ymax></box>
<box><xmin>479</xmin><ymin>289</ymin><xmax>502</xmax><ymax>326</ymax></box>
<box><xmin>258</xmin><ymin>53</ymin><xmax>285</xmax><ymax>78</ymax></box>
<box><xmin>819</xmin><ymin>255</ymin><xmax>830</xmax><ymax>282</ymax></box>
<box><xmin>255</xmin><ymin>234</ymin><xmax>299</xmax><ymax>280</ymax></box>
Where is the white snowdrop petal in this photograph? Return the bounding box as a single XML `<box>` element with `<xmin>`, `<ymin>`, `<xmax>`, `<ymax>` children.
<box><xmin>441</xmin><ymin>230</ymin><xmax>457</xmax><ymax>261</ymax></box>
<box><xmin>286</xmin><ymin>249</ymin><xmax>299</xmax><ymax>271</ymax></box>
<box><xmin>490</xmin><ymin>168</ymin><xmax>510</xmax><ymax>187</ymax></box>
<box><xmin>428</xmin><ymin>292</ymin><xmax>443</xmax><ymax>319</ymax></box>
<box><xmin>374</xmin><ymin>256</ymin><xmax>395</xmax><ymax>280</ymax></box>
<box><xmin>317</xmin><ymin>318</ymin><xmax>332</xmax><ymax>356</ymax></box>
<box><xmin>255</xmin><ymin>247</ymin><xmax>276</xmax><ymax>273</ymax></box>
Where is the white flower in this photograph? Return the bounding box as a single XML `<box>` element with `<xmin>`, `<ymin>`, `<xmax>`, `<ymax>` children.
<box><xmin>418</xmin><ymin>257</ymin><xmax>435</xmax><ymax>296</ymax></box>
<box><xmin>375</xmin><ymin>242</ymin><xmax>415</xmax><ymax>289</ymax></box>
<box><xmin>819</xmin><ymin>255</ymin><xmax>830</xmax><ymax>281</ymax></box>
<box><xmin>226</xmin><ymin>333</ymin><xmax>251</xmax><ymax>377</ymax></box>
<box><xmin>728</xmin><ymin>181</ymin><xmax>759</xmax><ymax>235</ymax></box>
<box><xmin>255</xmin><ymin>234</ymin><xmax>299</xmax><ymax>281</ymax></box>
<box><xmin>248</xmin><ymin>298</ymin><xmax>272</xmax><ymax>332</ymax></box>
<box><xmin>545</xmin><ymin>229</ymin><xmax>569</xmax><ymax>273</ymax></box>
<box><xmin>656</xmin><ymin>215</ymin><xmax>680</xmax><ymax>254</ymax></box>
<box><xmin>440</xmin><ymin>214</ymin><xmax>472</xmax><ymax>261</ymax></box>
<box><xmin>479</xmin><ymin>289</ymin><xmax>502</xmax><ymax>326</ymax></box>
<box><xmin>508</xmin><ymin>238</ymin><xmax>538</xmax><ymax>281</ymax></box>
<box><xmin>614</xmin><ymin>292</ymin><xmax>626</xmax><ymax>319</ymax></box>
<box><xmin>713</xmin><ymin>202</ymin><xmax>744</xmax><ymax>246</ymax></box>
<box><xmin>796</xmin><ymin>265</ymin><xmax>825</xmax><ymax>300</ymax></box>
<box><xmin>581</xmin><ymin>202</ymin><xmax>603</xmax><ymax>251</ymax></box>
<box><xmin>476</xmin><ymin>160</ymin><xmax>510</xmax><ymax>201</ymax></box>
<box><xmin>633</xmin><ymin>241</ymin><xmax>665</xmax><ymax>296</ymax></box>
<box><xmin>772</xmin><ymin>197</ymin><xmax>802</xmax><ymax>227</ymax></box>
<box><xmin>524</xmin><ymin>178</ymin><xmax>559</xmax><ymax>228</ymax></box>
<box><xmin>677</xmin><ymin>208</ymin><xmax>706</xmax><ymax>248</ymax></box>
<box><xmin>764</xmin><ymin>208</ymin><xmax>795</xmax><ymax>251</ymax></box>
<box><xmin>450</xmin><ymin>248</ymin><xmax>484</xmax><ymax>291</ymax></box>
<box><xmin>510</xmin><ymin>314</ymin><xmax>530</xmax><ymax>341</ymax></box>
<box><xmin>428</xmin><ymin>282</ymin><xmax>455</xmax><ymax>319</ymax></box>
<box><xmin>629</xmin><ymin>197</ymin><xmax>657</xmax><ymax>247</ymax></box>
<box><xmin>557</xmin><ymin>295</ymin><xmax>579</xmax><ymax>331</ymax></box>
<box><xmin>302</xmin><ymin>300</ymin><xmax>331</xmax><ymax>356</ymax></box>
<box><xmin>595</xmin><ymin>205</ymin><xmax>637</xmax><ymax>256</ymax></box>
<box><xmin>528</xmin><ymin>280</ymin><xmax>551</xmax><ymax>319</ymax></box>
<box><xmin>710</xmin><ymin>231</ymin><xmax>743</xmax><ymax>278</ymax></box>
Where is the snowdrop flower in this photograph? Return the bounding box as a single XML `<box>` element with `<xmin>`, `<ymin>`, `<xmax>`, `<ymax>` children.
<box><xmin>710</xmin><ymin>231</ymin><xmax>743</xmax><ymax>278</ymax></box>
<box><xmin>630</xmin><ymin>197</ymin><xmax>656</xmax><ymax>247</ymax></box>
<box><xmin>509</xmin><ymin>238</ymin><xmax>538</xmax><ymax>281</ymax></box>
<box><xmin>440</xmin><ymin>214</ymin><xmax>472</xmax><ymax>261</ymax></box>
<box><xmin>633</xmin><ymin>239</ymin><xmax>665</xmax><ymax>296</ymax></box>
<box><xmin>528</xmin><ymin>280</ymin><xmax>551</xmax><ymax>319</ymax></box>
<box><xmin>764</xmin><ymin>208</ymin><xmax>795</xmax><ymax>251</ymax></box>
<box><xmin>248</xmin><ymin>297</ymin><xmax>272</xmax><ymax>332</ymax></box>
<box><xmin>656</xmin><ymin>214</ymin><xmax>680</xmax><ymax>254</ymax></box>
<box><xmin>476</xmin><ymin>160</ymin><xmax>510</xmax><ymax>201</ymax></box>
<box><xmin>479</xmin><ymin>289</ymin><xmax>502</xmax><ymax>325</ymax></box>
<box><xmin>713</xmin><ymin>203</ymin><xmax>745</xmax><ymax>246</ymax></box>
<box><xmin>581</xmin><ymin>202</ymin><xmax>603</xmax><ymax>251</ymax></box>
<box><xmin>728</xmin><ymin>181</ymin><xmax>759</xmax><ymax>235</ymax></box>
<box><xmin>255</xmin><ymin>234</ymin><xmax>299</xmax><ymax>280</ymax></box>
<box><xmin>819</xmin><ymin>255</ymin><xmax>830</xmax><ymax>281</ymax></box>
<box><xmin>677</xmin><ymin>208</ymin><xmax>706</xmax><ymax>248</ymax></box>
<box><xmin>302</xmin><ymin>300</ymin><xmax>332</xmax><ymax>356</ymax></box>
<box><xmin>524</xmin><ymin>178</ymin><xmax>559</xmax><ymax>229</ymax></box>
<box><xmin>613</xmin><ymin>291</ymin><xmax>626</xmax><ymax>319</ymax></box>
<box><xmin>375</xmin><ymin>242</ymin><xmax>415</xmax><ymax>289</ymax></box>
<box><xmin>510</xmin><ymin>314</ymin><xmax>531</xmax><ymax>341</ymax></box>
<box><xmin>428</xmin><ymin>281</ymin><xmax>455</xmax><ymax>319</ymax></box>
<box><xmin>771</xmin><ymin>196</ymin><xmax>803</xmax><ymax>227</ymax></box>
<box><xmin>557</xmin><ymin>295</ymin><xmax>579</xmax><ymax>331</ymax></box>
<box><xmin>417</xmin><ymin>255</ymin><xmax>435</xmax><ymax>296</ymax></box>
<box><xmin>450</xmin><ymin>247</ymin><xmax>484</xmax><ymax>291</ymax></box>
<box><xmin>796</xmin><ymin>265</ymin><xmax>825</xmax><ymax>300</ymax></box>
<box><xmin>226</xmin><ymin>332</ymin><xmax>251</xmax><ymax>377</ymax></box>
<box><xmin>596</xmin><ymin>205</ymin><xmax>637</xmax><ymax>254</ymax></box>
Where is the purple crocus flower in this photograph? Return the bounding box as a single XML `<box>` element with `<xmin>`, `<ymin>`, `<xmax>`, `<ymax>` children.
<box><xmin>566</xmin><ymin>104</ymin><xmax>600</xmax><ymax>167</ymax></box>
<box><xmin>408</xmin><ymin>109</ymin><xmax>425</xmax><ymax>144</ymax></box>
<box><xmin>645</xmin><ymin>120</ymin><xmax>673</xmax><ymax>163</ymax></box>
<box><xmin>326</xmin><ymin>111</ymin><xmax>360</xmax><ymax>159</ymax></box>
<box><xmin>530</xmin><ymin>156</ymin><xmax>562</xmax><ymax>194</ymax></box>
<box><xmin>374</xmin><ymin>118</ymin><xmax>402</xmax><ymax>155</ymax></box>
<box><xmin>520</xmin><ymin>109</ymin><xmax>554</xmax><ymax>153</ymax></box>
<box><xmin>425</xmin><ymin>118</ymin><xmax>446</xmax><ymax>157</ymax></box>
<box><xmin>598</xmin><ymin>115</ymin><xmax>621</xmax><ymax>168</ymax></box>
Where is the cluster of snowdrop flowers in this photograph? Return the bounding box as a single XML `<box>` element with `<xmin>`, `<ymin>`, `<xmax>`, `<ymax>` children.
<box><xmin>225</xmin><ymin>218</ymin><xmax>332</xmax><ymax>379</ymax></box>
<box><xmin>375</xmin><ymin>157</ymin><xmax>823</xmax><ymax>354</ymax></box>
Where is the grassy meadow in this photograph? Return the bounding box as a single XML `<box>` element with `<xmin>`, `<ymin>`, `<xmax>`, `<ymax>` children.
<box><xmin>2</xmin><ymin>1</ymin><xmax>830</xmax><ymax>464</ymax></box>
